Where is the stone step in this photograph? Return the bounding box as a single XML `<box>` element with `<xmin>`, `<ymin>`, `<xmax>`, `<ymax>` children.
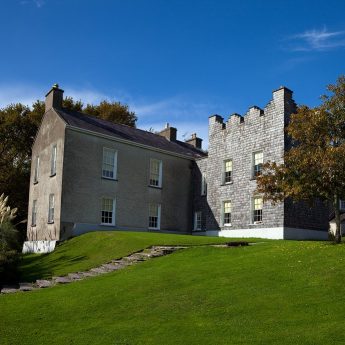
<box><xmin>19</xmin><ymin>283</ymin><xmax>34</xmax><ymax>291</ymax></box>
<box><xmin>54</xmin><ymin>276</ymin><xmax>72</xmax><ymax>284</ymax></box>
<box><xmin>36</xmin><ymin>280</ymin><xmax>52</xmax><ymax>288</ymax></box>
<box><xmin>1</xmin><ymin>285</ymin><xmax>19</xmax><ymax>294</ymax></box>
<box><xmin>68</xmin><ymin>273</ymin><xmax>84</xmax><ymax>280</ymax></box>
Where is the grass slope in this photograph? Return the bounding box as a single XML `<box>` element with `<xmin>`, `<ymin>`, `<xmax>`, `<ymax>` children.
<box><xmin>19</xmin><ymin>231</ymin><xmax>240</xmax><ymax>281</ymax></box>
<box><xmin>1</xmin><ymin>235</ymin><xmax>345</xmax><ymax>344</ymax></box>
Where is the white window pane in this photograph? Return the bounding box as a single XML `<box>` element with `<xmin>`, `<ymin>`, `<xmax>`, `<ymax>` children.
<box><xmin>102</xmin><ymin>148</ymin><xmax>116</xmax><ymax>179</ymax></box>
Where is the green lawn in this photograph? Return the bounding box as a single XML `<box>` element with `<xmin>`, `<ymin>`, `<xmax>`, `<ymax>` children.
<box><xmin>1</xmin><ymin>233</ymin><xmax>345</xmax><ymax>344</ymax></box>
<box><xmin>19</xmin><ymin>231</ymin><xmax>242</xmax><ymax>282</ymax></box>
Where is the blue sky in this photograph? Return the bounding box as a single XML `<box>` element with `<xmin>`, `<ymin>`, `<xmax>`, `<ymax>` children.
<box><xmin>1</xmin><ymin>0</ymin><xmax>345</xmax><ymax>146</ymax></box>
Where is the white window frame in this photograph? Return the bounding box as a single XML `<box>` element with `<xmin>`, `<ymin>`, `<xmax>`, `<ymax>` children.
<box><xmin>101</xmin><ymin>197</ymin><xmax>116</xmax><ymax>226</ymax></box>
<box><xmin>223</xmin><ymin>159</ymin><xmax>233</xmax><ymax>184</ymax></box>
<box><xmin>201</xmin><ymin>173</ymin><xmax>207</xmax><ymax>196</ymax></box>
<box><xmin>50</xmin><ymin>144</ymin><xmax>57</xmax><ymax>176</ymax></box>
<box><xmin>48</xmin><ymin>194</ymin><xmax>55</xmax><ymax>224</ymax></box>
<box><xmin>34</xmin><ymin>156</ymin><xmax>40</xmax><ymax>183</ymax></box>
<box><xmin>222</xmin><ymin>200</ymin><xmax>232</xmax><ymax>226</ymax></box>
<box><xmin>149</xmin><ymin>159</ymin><xmax>162</xmax><ymax>188</ymax></box>
<box><xmin>340</xmin><ymin>200</ymin><xmax>345</xmax><ymax>211</ymax></box>
<box><xmin>102</xmin><ymin>148</ymin><xmax>118</xmax><ymax>180</ymax></box>
<box><xmin>252</xmin><ymin>196</ymin><xmax>263</xmax><ymax>224</ymax></box>
<box><xmin>148</xmin><ymin>203</ymin><xmax>161</xmax><ymax>230</ymax></box>
<box><xmin>32</xmin><ymin>200</ymin><xmax>37</xmax><ymax>226</ymax></box>
<box><xmin>194</xmin><ymin>211</ymin><xmax>202</xmax><ymax>231</ymax></box>
<box><xmin>252</xmin><ymin>151</ymin><xmax>263</xmax><ymax>178</ymax></box>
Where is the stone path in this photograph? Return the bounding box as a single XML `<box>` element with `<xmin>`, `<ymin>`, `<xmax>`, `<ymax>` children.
<box><xmin>0</xmin><ymin>246</ymin><xmax>186</xmax><ymax>295</ymax></box>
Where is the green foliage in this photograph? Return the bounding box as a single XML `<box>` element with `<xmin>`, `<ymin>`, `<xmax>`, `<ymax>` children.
<box><xmin>0</xmin><ymin>97</ymin><xmax>137</xmax><ymax>239</ymax></box>
<box><xmin>257</xmin><ymin>76</ymin><xmax>345</xmax><ymax>243</ymax></box>
<box><xmin>0</xmin><ymin>194</ymin><xmax>20</xmax><ymax>282</ymax></box>
<box><xmin>84</xmin><ymin>100</ymin><xmax>137</xmax><ymax>127</ymax></box>
<box><xmin>2</xmin><ymin>239</ymin><xmax>345</xmax><ymax>344</ymax></box>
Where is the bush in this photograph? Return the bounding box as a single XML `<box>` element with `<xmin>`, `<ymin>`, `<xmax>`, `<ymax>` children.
<box><xmin>0</xmin><ymin>194</ymin><xmax>20</xmax><ymax>283</ymax></box>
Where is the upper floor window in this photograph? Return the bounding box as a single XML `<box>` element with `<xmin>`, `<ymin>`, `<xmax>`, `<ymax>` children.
<box><xmin>31</xmin><ymin>200</ymin><xmax>37</xmax><ymax>226</ymax></box>
<box><xmin>194</xmin><ymin>211</ymin><xmax>202</xmax><ymax>231</ymax></box>
<box><xmin>253</xmin><ymin>151</ymin><xmax>263</xmax><ymax>177</ymax></box>
<box><xmin>33</xmin><ymin>156</ymin><xmax>40</xmax><ymax>183</ymax></box>
<box><xmin>149</xmin><ymin>203</ymin><xmax>161</xmax><ymax>229</ymax></box>
<box><xmin>201</xmin><ymin>173</ymin><xmax>207</xmax><ymax>196</ymax></box>
<box><xmin>340</xmin><ymin>200</ymin><xmax>345</xmax><ymax>211</ymax></box>
<box><xmin>253</xmin><ymin>196</ymin><xmax>263</xmax><ymax>224</ymax></box>
<box><xmin>149</xmin><ymin>159</ymin><xmax>162</xmax><ymax>187</ymax></box>
<box><xmin>222</xmin><ymin>201</ymin><xmax>232</xmax><ymax>226</ymax></box>
<box><xmin>50</xmin><ymin>145</ymin><xmax>57</xmax><ymax>176</ymax></box>
<box><xmin>48</xmin><ymin>194</ymin><xmax>55</xmax><ymax>223</ymax></box>
<box><xmin>101</xmin><ymin>198</ymin><xmax>116</xmax><ymax>225</ymax></box>
<box><xmin>102</xmin><ymin>148</ymin><xmax>117</xmax><ymax>179</ymax></box>
<box><xmin>223</xmin><ymin>159</ymin><xmax>233</xmax><ymax>184</ymax></box>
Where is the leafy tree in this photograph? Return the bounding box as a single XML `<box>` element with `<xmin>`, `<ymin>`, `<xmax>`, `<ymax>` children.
<box><xmin>84</xmin><ymin>100</ymin><xmax>137</xmax><ymax>127</ymax></box>
<box><xmin>0</xmin><ymin>95</ymin><xmax>136</xmax><ymax>240</ymax></box>
<box><xmin>257</xmin><ymin>76</ymin><xmax>345</xmax><ymax>243</ymax></box>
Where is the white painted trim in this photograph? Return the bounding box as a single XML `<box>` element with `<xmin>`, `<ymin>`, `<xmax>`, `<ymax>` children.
<box><xmin>205</xmin><ymin>227</ymin><xmax>328</xmax><ymax>240</ymax></box>
<box><xmin>66</xmin><ymin>125</ymin><xmax>197</xmax><ymax>161</ymax></box>
<box><xmin>101</xmin><ymin>197</ymin><xmax>116</xmax><ymax>226</ymax></box>
<box><xmin>102</xmin><ymin>147</ymin><xmax>118</xmax><ymax>180</ymax></box>
<box><xmin>148</xmin><ymin>203</ymin><xmax>161</xmax><ymax>230</ymax></box>
<box><xmin>22</xmin><ymin>241</ymin><xmax>56</xmax><ymax>254</ymax></box>
<box><xmin>193</xmin><ymin>211</ymin><xmax>202</xmax><ymax>231</ymax></box>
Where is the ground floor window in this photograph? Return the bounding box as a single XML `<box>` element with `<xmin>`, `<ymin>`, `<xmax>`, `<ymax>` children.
<box><xmin>149</xmin><ymin>203</ymin><xmax>161</xmax><ymax>229</ymax></box>
<box><xmin>222</xmin><ymin>201</ymin><xmax>232</xmax><ymax>226</ymax></box>
<box><xmin>101</xmin><ymin>198</ymin><xmax>115</xmax><ymax>225</ymax></box>
<box><xmin>32</xmin><ymin>200</ymin><xmax>37</xmax><ymax>226</ymax></box>
<box><xmin>340</xmin><ymin>200</ymin><xmax>345</xmax><ymax>211</ymax></box>
<box><xmin>194</xmin><ymin>211</ymin><xmax>202</xmax><ymax>231</ymax></box>
<box><xmin>253</xmin><ymin>197</ymin><xmax>263</xmax><ymax>223</ymax></box>
<box><xmin>48</xmin><ymin>194</ymin><xmax>54</xmax><ymax>223</ymax></box>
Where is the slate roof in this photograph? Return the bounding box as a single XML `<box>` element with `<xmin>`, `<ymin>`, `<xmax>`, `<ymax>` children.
<box><xmin>56</xmin><ymin>108</ymin><xmax>207</xmax><ymax>159</ymax></box>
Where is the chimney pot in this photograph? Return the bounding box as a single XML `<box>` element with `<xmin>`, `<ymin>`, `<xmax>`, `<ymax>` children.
<box><xmin>45</xmin><ymin>83</ymin><xmax>64</xmax><ymax>112</ymax></box>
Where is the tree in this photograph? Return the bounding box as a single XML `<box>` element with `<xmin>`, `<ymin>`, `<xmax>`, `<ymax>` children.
<box><xmin>257</xmin><ymin>76</ymin><xmax>345</xmax><ymax>243</ymax></box>
<box><xmin>0</xmin><ymin>96</ymin><xmax>136</xmax><ymax>240</ymax></box>
<box><xmin>84</xmin><ymin>100</ymin><xmax>137</xmax><ymax>127</ymax></box>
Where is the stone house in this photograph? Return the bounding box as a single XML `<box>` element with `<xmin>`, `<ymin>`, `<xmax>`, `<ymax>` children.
<box><xmin>24</xmin><ymin>85</ymin><xmax>330</xmax><ymax>252</ymax></box>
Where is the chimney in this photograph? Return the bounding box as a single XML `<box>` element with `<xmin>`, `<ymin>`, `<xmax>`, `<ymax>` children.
<box><xmin>185</xmin><ymin>133</ymin><xmax>202</xmax><ymax>149</ymax></box>
<box><xmin>158</xmin><ymin>123</ymin><xmax>177</xmax><ymax>141</ymax></box>
<box><xmin>45</xmin><ymin>83</ymin><xmax>64</xmax><ymax>112</ymax></box>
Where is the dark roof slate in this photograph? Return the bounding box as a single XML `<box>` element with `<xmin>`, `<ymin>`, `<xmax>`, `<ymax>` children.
<box><xmin>56</xmin><ymin>108</ymin><xmax>206</xmax><ymax>159</ymax></box>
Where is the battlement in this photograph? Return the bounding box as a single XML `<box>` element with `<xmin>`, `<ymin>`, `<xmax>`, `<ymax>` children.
<box><xmin>208</xmin><ymin>86</ymin><xmax>295</xmax><ymax>134</ymax></box>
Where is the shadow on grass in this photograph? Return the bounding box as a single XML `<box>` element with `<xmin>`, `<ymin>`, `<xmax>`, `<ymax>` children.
<box><xmin>18</xmin><ymin>253</ymin><xmax>87</xmax><ymax>283</ymax></box>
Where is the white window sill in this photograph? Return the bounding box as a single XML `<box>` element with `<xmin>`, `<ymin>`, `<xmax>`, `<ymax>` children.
<box><xmin>222</xmin><ymin>181</ymin><xmax>233</xmax><ymax>186</ymax></box>
<box><xmin>148</xmin><ymin>185</ymin><xmax>162</xmax><ymax>189</ymax></box>
<box><xmin>102</xmin><ymin>176</ymin><xmax>118</xmax><ymax>181</ymax></box>
<box><xmin>249</xmin><ymin>222</ymin><xmax>263</xmax><ymax>226</ymax></box>
<box><xmin>100</xmin><ymin>223</ymin><xmax>116</xmax><ymax>227</ymax></box>
<box><xmin>148</xmin><ymin>227</ymin><xmax>160</xmax><ymax>230</ymax></box>
<box><xmin>223</xmin><ymin>224</ymin><xmax>232</xmax><ymax>227</ymax></box>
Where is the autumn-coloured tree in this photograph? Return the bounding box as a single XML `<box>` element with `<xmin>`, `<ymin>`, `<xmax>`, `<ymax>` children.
<box><xmin>257</xmin><ymin>76</ymin><xmax>345</xmax><ymax>243</ymax></box>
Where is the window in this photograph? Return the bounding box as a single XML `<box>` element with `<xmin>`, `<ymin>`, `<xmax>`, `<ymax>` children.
<box><xmin>149</xmin><ymin>203</ymin><xmax>161</xmax><ymax>229</ymax></box>
<box><xmin>50</xmin><ymin>145</ymin><xmax>57</xmax><ymax>176</ymax></box>
<box><xmin>201</xmin><ymin>173</ymin><xmax>207</xmax><ymax>195</ymax></box>
<box><xmin>48</xmin><ymin>194</ymin><xmax>54</xmax><ymax>223</ymax></box>
<box><xmin>253</xmin><ymin>197</ymin><xmax>263</xmax><ymax>224</ymax></box>
<box><xmin>102</xmin><ymin>148</ymin><xmax>117</xmax><ymax>179</ymax></box>
<box><xmin>223</xmin><ymin>159</ymin><xmax>233</xmax><ymax>184</ymax></box>
<box><xmin>194</xmin><ymin>211</ymin><xmax>202</xmax><ymax>231</ymax></box>
<box><xmin>149</xmin><ymin>159</ymin><xmax>162</xmax><ymax>187</ymax></box>
<box><xmin>340</xmin><ymin>200</ymin><xmax>345</xmax><ymax>210</ymax></box>
<box><xmin>101</xmin><ymin>198</ymin><xmax>115</xmax><ymax>225</ymax></box>
<box><xmin>33</xmin><ymin>156</ymin><xmax>40</xmax><ymax>183</ymax></box>
<box><xmin>253</xmin><ymin>151</ymin><xmax>263</xmax><ymax>177</ymax></box>
<box><xmin>32</xmin><ymin>200</ymin><xmax>37</xmax><ymax>226</ymax></box>
<box><xmin>222</xmin><ymin>201</ymin><xmax>232</xmax><ymax>226</ymax></box>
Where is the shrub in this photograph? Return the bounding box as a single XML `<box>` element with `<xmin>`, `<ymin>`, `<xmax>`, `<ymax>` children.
<box><xmin>0</xmin><ymin>194</ymin><xmax>20</xmax><ymax>282</ymax></box>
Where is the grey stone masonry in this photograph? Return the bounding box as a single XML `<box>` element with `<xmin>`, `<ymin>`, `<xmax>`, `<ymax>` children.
<box><xmin>193</xmin><ymin>87</ymin><xmax>329</xmax><ymax>233</ymax></box>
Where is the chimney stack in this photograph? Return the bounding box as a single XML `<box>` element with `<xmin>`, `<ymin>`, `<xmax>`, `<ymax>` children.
<box><xmin>45</xmin><ymin>83</ymin><xmax>64</xmax><ymax>112</ymax></box>
<box><xmin>185</xmin><ymin>133</ymin><xmax>202</xmax><ymax>149</ymax></box>
<box><xmin>158</xmin><ymin>123</ymin><xmax>177</xmax><ymax>141</ymax></box>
